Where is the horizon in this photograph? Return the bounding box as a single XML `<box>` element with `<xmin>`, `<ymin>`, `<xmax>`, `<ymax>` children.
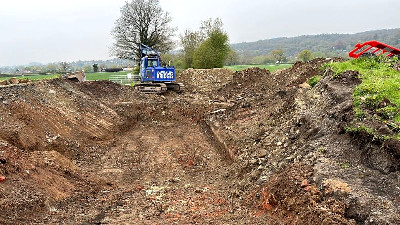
<box><xmin>1</xmin><ymin>28</ymin><xmax>399</xmax><ymax>68</ymax></box>
<box><xmin>233</xmin><ymin>28</ymin><xmax>400</xmax><ymax>44</ymax></box>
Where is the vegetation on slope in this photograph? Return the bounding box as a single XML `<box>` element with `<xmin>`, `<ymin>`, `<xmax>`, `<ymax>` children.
<box><xmin>325</xmin><ymin>57</ymin><xmax>400</xmax><ymax>140</ymax></box>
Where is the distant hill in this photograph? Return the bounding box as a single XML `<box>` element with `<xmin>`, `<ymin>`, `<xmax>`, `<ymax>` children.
<box><xmin>231</xmin><ymin>28</ymin><xmax>400</xmax><ymax>60</ymax></box>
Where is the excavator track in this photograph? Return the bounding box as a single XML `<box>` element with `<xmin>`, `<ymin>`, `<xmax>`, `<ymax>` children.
<box><xmin>134</xmin><ymin>82</ymin><xmax>184</xmax><ymax>94</ymax></box>
<box><xmin>134</xmin><ymin>83</ymin><xmax>168</xmax><ymax>94</ymax></box>
<box><xmin>166</xmin><ymin>83</ymin><xmax>185</xmax><ymax>93</ymax></box>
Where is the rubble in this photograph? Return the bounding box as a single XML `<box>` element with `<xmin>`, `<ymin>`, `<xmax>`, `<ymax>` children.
<box><xmin>178</xmin><ymin>68</ymin><xmax>233</xmax><ymax>93</ymax></box>
<box><xmin>8</xmin><ymin>77</ymin><xmax>19</xmax><ymax>84</ymax></box>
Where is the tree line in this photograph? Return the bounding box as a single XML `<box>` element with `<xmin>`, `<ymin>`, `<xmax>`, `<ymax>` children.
<box><xmin>232</xmin><ymin>28</ymin><xmax>400</xmax><ymax>64</ymax></box>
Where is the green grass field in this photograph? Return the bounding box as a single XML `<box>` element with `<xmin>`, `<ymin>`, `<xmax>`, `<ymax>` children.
<box><xmin>326</xmin><ymin>57</ymin><xmax>400</xmax><ymax>140</ymax></box>
<box><xmin>86</xmin><ymin>71</ymin><xmax>131</xmax><ymax>80</ymax></box>
<box><xmin>0</xmin><ymin>74</ymin><xmax>61</xmax><ymax>81</ymax></box>
<box><xmin>225</xmin><ymin>64</ymin><xmax>292</xmax><ymax>72</ymax></box>
<box><xmin>326</xmin><ymin>57</ymin><xmax>400</xmax><ymax>123</ymax></box>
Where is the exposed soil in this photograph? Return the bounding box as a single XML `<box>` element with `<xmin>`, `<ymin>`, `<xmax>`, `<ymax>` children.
<box><xmin>1</xmin><ymin>58</ymin><xmax>399</xmax><ymax>224</ymax></box>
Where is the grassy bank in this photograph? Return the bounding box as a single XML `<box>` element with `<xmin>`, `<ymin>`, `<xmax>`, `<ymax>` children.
<box><xmin>0</xmin><ymin>74</ymin><xmax>61</xmax><ymax>81</ymax></box>
<box><xmin>325</xmin><ymin>57</ymin><xmax>400</xmax><ymax>140</ymax></box>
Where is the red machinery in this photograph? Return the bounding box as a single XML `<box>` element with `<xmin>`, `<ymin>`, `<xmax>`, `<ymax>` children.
<box><xmin>349</xmin><ymin>40</ymin><xmax>400</xmax><ymax>58</ymax></box>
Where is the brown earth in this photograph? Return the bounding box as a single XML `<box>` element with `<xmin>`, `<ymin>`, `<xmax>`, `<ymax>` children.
<box><xmin>0</xmin><ymin>59</ymin><xmax>399</xmax><ymax>224</ymax></box>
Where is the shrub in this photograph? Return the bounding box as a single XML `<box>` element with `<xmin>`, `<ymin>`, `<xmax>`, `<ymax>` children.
<box><xmin>307</xmin><ymin>75</ymin><xmax>322</xmax><ymax>87</ymax></box>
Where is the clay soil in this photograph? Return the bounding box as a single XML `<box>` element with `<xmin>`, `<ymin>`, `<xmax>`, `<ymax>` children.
<box><xmin>1</xmin><ymin>59</ymin><xmax>399</xmax><ymax>224</ymax></box>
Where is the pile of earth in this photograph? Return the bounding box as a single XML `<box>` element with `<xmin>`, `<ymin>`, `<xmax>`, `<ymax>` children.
<box><xmin>0</xmin><ymin>79</ymin><xmax>139</xmax><ymax>223</ymax></box>
<box><xmin>0</xmin><ymin>78</ymin><xmax>248</xmax><ymax>224</ymax></box>
<box><xmin>0</xmin><ymin>77</ymin><xmax>30</xmax><ymax>85</ymax></box>
<box><xmin>0</xmin><ymin>58</ymin><xmax>399</xmax><ymax>224</ymax></box>
<box><xmin>216</xmin><ymin>67</ymin><xmax>273</xmax><ymax>100</ymax></box>
<box><xmin>178</xmin><ymin>68</ymin><xmax>233</xmax><ymax>94</ymax></box>
<box><xmin>202</xmin><ymin>58</ymin><xmax>399</xmax><ymax>224</ymax></box>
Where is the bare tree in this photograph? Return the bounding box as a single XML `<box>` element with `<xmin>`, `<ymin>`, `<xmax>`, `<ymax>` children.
<box><xmin>111</xmin><ymin>0</ymin><xmax>176</xmax><ymax>61</ymax></box>
<box><xmin>59</xmin><ymin>62</ymin><xmax>70</xmax><ymax>72</ymax></box>
<box><xmin>180</xmin><ymin>30</ymin><xmax>203</xmax><ymax>68</ymax></box>
<box><xmin>199</xmin><ymin>18</ymin><xmax>224</xmax><ymax>38</ymax></box>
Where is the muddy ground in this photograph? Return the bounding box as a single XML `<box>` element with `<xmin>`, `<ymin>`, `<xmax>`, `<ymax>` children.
<box><xmin>0</xmin><ymin>59</ymin><xmax>399</xmax><ymax>224</ymax></box>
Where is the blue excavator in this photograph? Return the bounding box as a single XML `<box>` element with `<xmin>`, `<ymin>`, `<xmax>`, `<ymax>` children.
<box><xmin>134</xmin><ymin>44</ymin><xmax>184</xmax><ymax>93</ymax></box>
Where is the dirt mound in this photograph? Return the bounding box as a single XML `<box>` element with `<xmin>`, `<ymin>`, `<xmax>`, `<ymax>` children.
<box><xmin>203</xmin><ymin>58</ymin><xmax>399</xmax><ymax>224</ymax></box>
<box><xmin>276</xmin><ymin>58</ymin><xmax>345</xmax><ymax>86</ymax></box>
<box><xmin>249</xmin><ymin>164</ymin><xmax>355</xmax><ymax>224</ymax></box>
<box><xmin>0</xmin><ymin>79</ymin><xmax>136</xmax><ymax>224</ymax></box>
<box><xmin>0</xmin><ymin>79</ymin><xmax>125</xmax><ymax>155</ymax></box>
<box><xmin>217</xmin><ymin>67</ymin><xmax>271</xmax><ymax>99</ymax></box>
<box><xmin>232</xmin><ymin>67</ymin><xmax>271</xmax><ymax>83</ymax></box>
<box><xmin>0</xmin><ymin>143</ymin><xmax>103</xmax><ymax>223</ymax></box>
<box><xmin>178</xmin><ymin>68</ymin><xmax>233</xmax><ymax>93</ymax></box>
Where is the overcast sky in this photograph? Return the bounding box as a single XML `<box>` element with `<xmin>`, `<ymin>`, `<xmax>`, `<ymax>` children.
<box><xmin>1</xmin><ymin>0</ymin><xmax>399</xmax><ymax>66</ymax></box>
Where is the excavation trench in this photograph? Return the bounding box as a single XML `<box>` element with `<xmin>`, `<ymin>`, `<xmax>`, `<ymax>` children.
<box><xmin>0</xmin><ymin>80</ymin><xmax>259</xmax><ymax>224</ymax></box>
<box><xmin>84</xmin><ymin>117</ymin><xmax>239</xmax><ymax>224</ymax></box>
<box><xmin>1</xmin><ymin>61</ymin><xmax>400</xmax><ymax>224</ymax></box>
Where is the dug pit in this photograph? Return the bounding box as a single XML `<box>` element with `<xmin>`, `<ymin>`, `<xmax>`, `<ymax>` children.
<box><xmin>1</xmin><ymin>60</ymin><xmax>399</xmax><ymax>224</ymax></box>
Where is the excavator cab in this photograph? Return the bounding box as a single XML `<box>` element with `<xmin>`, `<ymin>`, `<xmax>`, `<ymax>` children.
<box><xmin>139</xmin><ymin>55</ymin><xmax>175</xmax><ymax>83</ymax></box>
<box><xmin>148</xmin><ymin>58</ymin><xmax>159</xmax><ymax>67</ymax></box>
